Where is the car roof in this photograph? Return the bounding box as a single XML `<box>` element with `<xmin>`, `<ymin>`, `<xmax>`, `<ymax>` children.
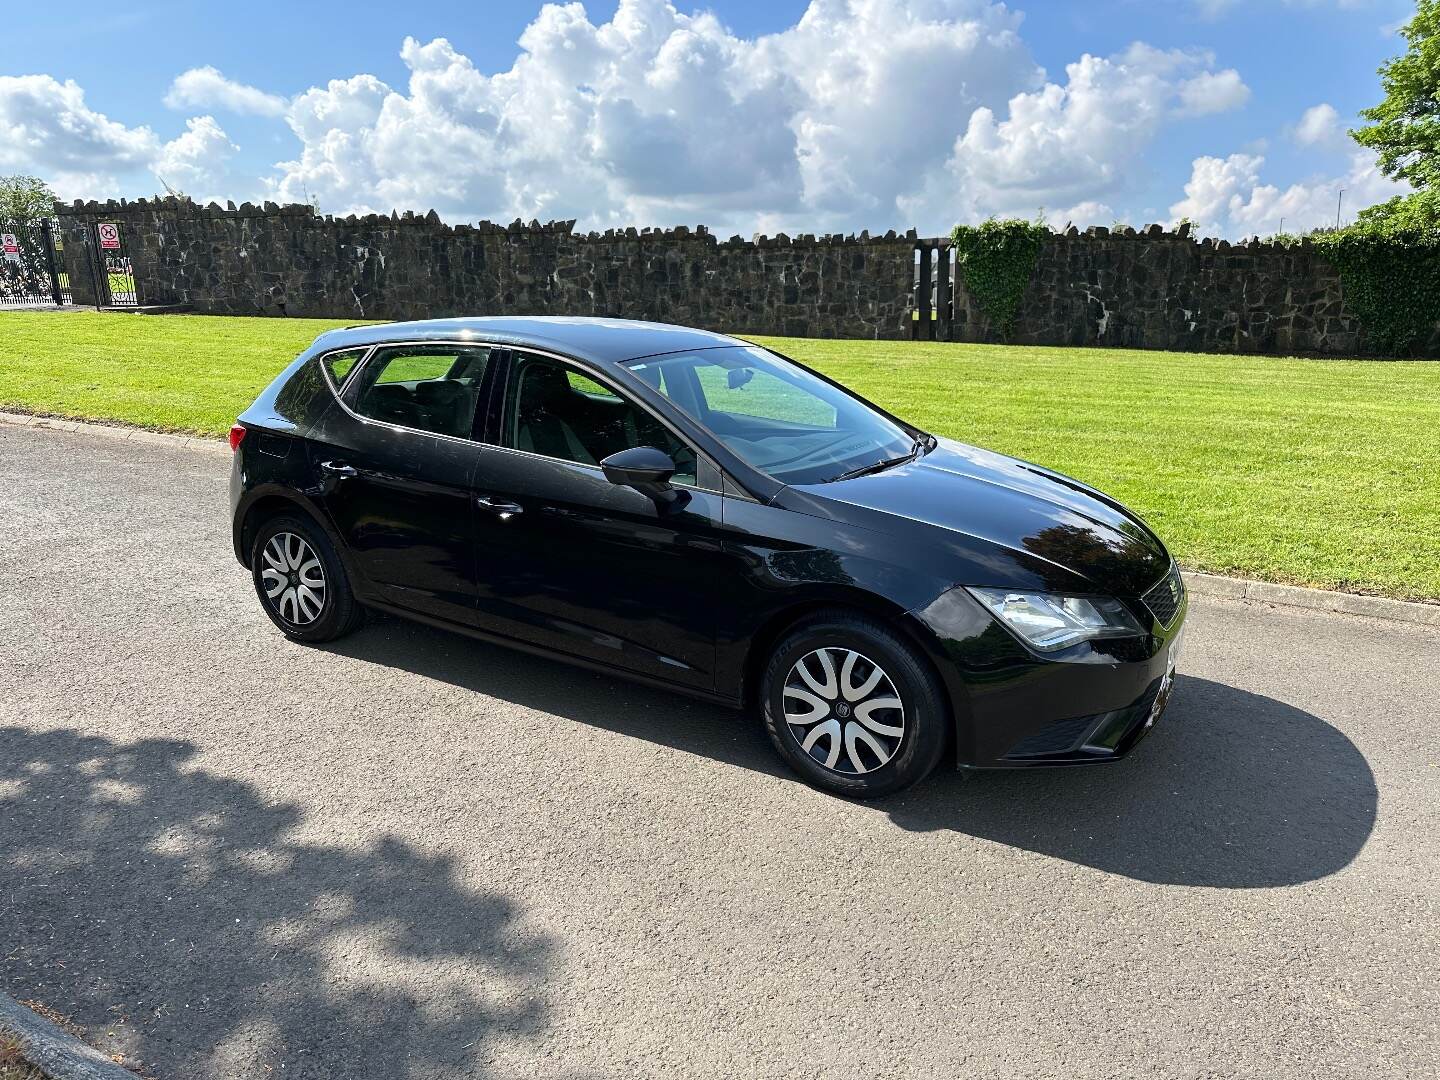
<box><xmin>306</xmin><ymin>316</ymin><xmax>746</xmax><ymax>365</ymax></box>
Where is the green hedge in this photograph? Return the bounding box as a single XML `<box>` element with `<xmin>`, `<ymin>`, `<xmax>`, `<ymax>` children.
<box><xmin>1313</xmin><ymin>193</ymin><xmax>1440</xmax><ymax>355</ymax></box>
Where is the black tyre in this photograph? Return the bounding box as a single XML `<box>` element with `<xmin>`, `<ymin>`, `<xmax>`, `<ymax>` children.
<box><xmin>250</xmin><ymin>513</ymin><xmax>363</xmax><ymax>643</ymax></box>
<box><xmin>761</xmin><ymin>612</ymin><xmax>948</xmax><ymax>798</ymax></box>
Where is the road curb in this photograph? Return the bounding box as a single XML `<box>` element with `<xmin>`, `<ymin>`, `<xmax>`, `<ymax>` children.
<box><xmin>0</xmin><ymin>995</ymin><xmax>139</xmax><ymax>1080</ymax></box>
<box><xmin>1182</xmin><ymin>571</ymin><xmax>1440</xmax><ymax>628</ymax></box>
<box><xmin>2</xmin><ymin>408</ymin><xmax>1435</xmax><ymax>629</ymax></box>
<box><xmin>0</xmin><ymin>409</ymin><xmax>227</xmax><ymax>454</ymax></box>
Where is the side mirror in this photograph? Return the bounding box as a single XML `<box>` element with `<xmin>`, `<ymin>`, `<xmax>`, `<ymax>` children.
<box><xmin>600</xmin><ymin>445</ymin><xmax>676</xmax><ymax>499</ymax></box>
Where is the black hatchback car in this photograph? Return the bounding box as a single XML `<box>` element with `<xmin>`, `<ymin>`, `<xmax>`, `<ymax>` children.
<box><xmin>230</xmin><ymin>317</ymin><xmax>1186</xmax><ymax>797</ymax></box>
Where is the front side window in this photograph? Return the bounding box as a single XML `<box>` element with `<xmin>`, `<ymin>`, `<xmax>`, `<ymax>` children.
<box><xmin>349</xmin><ymin>345</ymin><xmax>490</xmax><ymax>439</ymax></box>
<box><xmin>503</xmin><ymin>353</ymin><xmax>698</xmax><ymax>486</ymax></box>
<box><xmin>626</xmin><ymin>346</ymin><xmax>915</xmax><ymax>485</ymax></box>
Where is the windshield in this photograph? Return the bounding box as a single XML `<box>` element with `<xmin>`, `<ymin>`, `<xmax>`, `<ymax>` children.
<box><xmin>625</xmin><ymin>346</ymin><xmax>916</xmax><ymax>485</ymax></box>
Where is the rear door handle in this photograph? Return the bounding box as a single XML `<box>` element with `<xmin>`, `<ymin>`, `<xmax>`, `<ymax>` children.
<box><xmin>320</xmin><ymin>460</ymin><xmax>358</xmax><ymax>478</ymax></box>
<box><xmin>475</xmin><ymin>495</ymin><xmax>524</xmax><ymax>518</ymax></box>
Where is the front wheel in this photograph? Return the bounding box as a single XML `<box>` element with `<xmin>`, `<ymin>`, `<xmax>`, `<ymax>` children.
<box><xmin>761</xmin><ymin>613</ymin><xmax>948</xmax><ymax>798</ymax></box>
<box><xmin>250</xmin><ymin>513</ymin><xmax>363</xmax><ymax>643</ymax></box>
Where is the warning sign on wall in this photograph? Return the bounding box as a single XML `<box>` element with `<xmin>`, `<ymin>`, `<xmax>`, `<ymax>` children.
<box><xmin>98</xmin><ymin>223</ymin><xmax>121</xmax><ymax>250</ymax></box>
<box><xmin>1</xmin><ymin>233</ymin><xmax>19</xmax><ymax>262</ymax></box>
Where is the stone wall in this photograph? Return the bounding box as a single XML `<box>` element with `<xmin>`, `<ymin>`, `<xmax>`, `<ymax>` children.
<box><xmin>53</xmin><ymin>197</ymin><xmax>1430</xmax><ymax>356</ymax></box>
<box><xmin>54</xmin><ymin>198</ymin><xmax>915</xmax><ymax>339</ymax></box>
<box><xmin>952</xmin><ymin>223</ymin><xmax>1391</xmax><ymax>357</ymax></box>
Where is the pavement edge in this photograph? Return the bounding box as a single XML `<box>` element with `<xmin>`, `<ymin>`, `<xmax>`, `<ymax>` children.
<box><xmin>0</xmin><ymin>409</ymin><xmax>227</xmax><ymax>455</ymax></box>
<box><xmin>1182</xmin><ymin>571</ymin><xmax>1440</xmax><ymax>628</ymax></box>
<box><xmin>0</xmin><ymin>995</ymin><xmax>139</xmax><ymax>1080</ymax></box>
<box><xmin>2</xmin><ymin>408</ymin><xmax>1436</xmax><ymax>629</ymax></box>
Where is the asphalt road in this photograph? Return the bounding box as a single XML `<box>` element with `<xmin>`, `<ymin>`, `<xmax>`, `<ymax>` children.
<box><xmin>1</xmin><ymin>422</ymin><xmax>1436</xmax><ymax>1080</ymax></box>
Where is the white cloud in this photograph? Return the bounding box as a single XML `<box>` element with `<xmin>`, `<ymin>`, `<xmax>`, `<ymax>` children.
<box><xmin>1169</xmin><ymin>150</ymin><xmax>1404</xmax><ymax>236</ymax></box>
<box><xmin>1294</xmin><ymin>102</ymin><xmax>1342</xmax><ymax>145</ymax></box>
<box><xmin>916</xmin><ymin>43</ymin><xmax>1248</xmax><ymax>225</ymax></box>
<box><xmin>165</xmin><ymin>66</ymin><xmax>288</xmax><ymax>117</ymax></box>
<box><xmin>0</xmin><ymin>74</ymin><xmax>159</xmax><ymax>198</ymax></box>
<box><xmin>269</xmin><ymin>0</ymin><xmax>1045</xmax><ymax>232</ymax></box>
<box><xmin>262</xmin><ymin>2</ymin><xmax>1251</xmax><ymax>235</ymax></box>
<box><xmin>1168</xmin><ymin>152</ymin><xmax>1265</xmax><ymax>230</ymax></box>
<box><xmin>1176</xmin><ymin>68</ymin><xmax>1250</xmax><ymax>116</ymax></box>
<box><xmin>0</xmin><ymin>72</ymin><xmax>242</xmax><ymax>204</ymax></box>
<box><xmin>153</xmin><ymin>115</ymin><xmax>241</xmax><ymax>199</ymax></box>
<box><xmin>1045</xmin><ymin>200</ymin><xmax>1114</xmax><ymax>229</ymax></box>
<box><xmin>3</xmin><ymin>0</ymin><xmax>1262</xmax><ymax>234</ymax></box>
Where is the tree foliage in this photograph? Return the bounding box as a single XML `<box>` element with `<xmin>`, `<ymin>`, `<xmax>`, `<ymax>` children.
<box><xmin>949</xmin><ymin>217</ymin><xmax>1049</xmax><ymax>337</ymax></box>
<box><xmin>0</xmin><ymin>175</ymin><xmax>58</xmax><ymax>223</ymax></box>
<box><xmin>1353</xmin><ymin>0</ymin><xmax>1440</xmax><ymax>189</ymax></box>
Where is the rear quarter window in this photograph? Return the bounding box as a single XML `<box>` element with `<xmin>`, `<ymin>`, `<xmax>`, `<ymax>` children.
<box><xmin>321</xmin><ymin>348</ymin><xmax>367</xmax><ymax>389</ymax></box>
<box><xmin>271</xmin><ymin>357</ymin><xmax>334</xmax><ymax>428</ymax></box>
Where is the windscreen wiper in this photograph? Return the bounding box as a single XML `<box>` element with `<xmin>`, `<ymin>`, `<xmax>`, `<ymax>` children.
<box><xmin>829</xmin><ymin>437</ymin><xmax>925</xmax><ymax>482</ymax></box>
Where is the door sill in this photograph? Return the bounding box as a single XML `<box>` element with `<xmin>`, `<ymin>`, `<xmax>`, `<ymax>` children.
<box><xmin>359</xmin><ymin>598</ymin><xmax>741</xmax><ymax>709</ymax></box>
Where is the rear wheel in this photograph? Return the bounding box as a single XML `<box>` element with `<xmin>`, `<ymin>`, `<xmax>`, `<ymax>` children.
<box><xmin>761</xmin><ymin>613</ymin><xmax>947</xmax><ymax>798</ymax></box>
<box><xmin>250</xmin><ymin>513</ymin><xmax>362</xmax><ymax>643</ymax></box>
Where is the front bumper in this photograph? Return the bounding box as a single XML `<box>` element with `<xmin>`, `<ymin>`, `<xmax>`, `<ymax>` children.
<box><xmin>905</xmin><ymin>579</ymin><xmax>1187</xmax><ymax>769</ymax></box>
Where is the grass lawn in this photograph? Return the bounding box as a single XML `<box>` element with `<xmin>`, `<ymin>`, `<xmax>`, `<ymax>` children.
<box><xmin>3</xmin><ymin>309</ymin><xmax>1439</xmax><ymax>601</ymax></box>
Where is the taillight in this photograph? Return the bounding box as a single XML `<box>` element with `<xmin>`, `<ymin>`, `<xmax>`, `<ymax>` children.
<box><xmin>229</xmin><ymin>424</ymin><xmax>247</xmax><ymax>452</ymax></box>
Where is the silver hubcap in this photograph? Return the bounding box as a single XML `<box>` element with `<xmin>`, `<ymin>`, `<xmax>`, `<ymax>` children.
<box><xmin>782</xmin><ymin>648</ymin><xmax>905</xmax><ymax>775</ymax></box>
<box><xmin>261</xmin><ymin>532</ymin><xmax>327</xmax><ymax>625</ymax></box>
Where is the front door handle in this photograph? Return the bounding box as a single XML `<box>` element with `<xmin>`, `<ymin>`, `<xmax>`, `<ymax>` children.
<box><xmin>475</xmin><ymin>495</ymin><xmax>524</xmax><ymax>519</ymax></box>
<box><xmin>320</xmin><ymin>460</ymin><xmax>358</xmax><ymax>478</ymax></box>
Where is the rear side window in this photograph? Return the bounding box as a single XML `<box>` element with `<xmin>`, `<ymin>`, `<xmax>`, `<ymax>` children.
<box><xmin>321</xmin><ymin>348</ymin><xmax>366</xmax><ymax>389</ymax></box>
<box><xmin>347</xmin><ymin>345</ymin><xmax>491</xmax><ymax>439</ymax></box>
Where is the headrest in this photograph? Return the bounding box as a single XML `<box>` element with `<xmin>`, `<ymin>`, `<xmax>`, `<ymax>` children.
<box><xmin>414</xmin><ymin>380</ymin><xmax>463</xmax><ymax>404</ymax></box>
<box><xmin>517</xmin><ymin>363</ymin><xmax>575</xmax><ymax>411</ymax></box>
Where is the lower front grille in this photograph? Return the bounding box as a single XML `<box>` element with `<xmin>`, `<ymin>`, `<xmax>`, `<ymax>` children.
<box><xmin>1003</xmin><ymin>714</ymin><xmax>1096</xmax><ymax>758</ymax></box>
<box><xmin>1142</xmin><ymin>563</ymin><xmax>1185</xmax><ymax>629</ymax></box>
<box><xmin>1002</xmin><ymin>679</ymin><xmax>1164</xmax><ymax>760</ymax></box>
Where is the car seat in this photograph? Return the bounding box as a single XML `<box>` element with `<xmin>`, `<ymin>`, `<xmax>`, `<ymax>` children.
<box><xmin>413</xmin><ymin>380</ymin><xmax>472</xmax><ymax>438</ymax></box>
<box><xmin>515</xmin><ymin>364</ymin><xmax>597</xmax><ymax>464</ymax></box>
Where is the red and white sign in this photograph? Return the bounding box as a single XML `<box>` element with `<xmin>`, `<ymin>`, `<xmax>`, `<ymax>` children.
<box><xmin>1</xmin><ymin>233</ymin><xmax>18</xmax><ymax>263</ymax></box>
<box><xmin>98</xmin><ymin>223</ymin><xmax>121</xmax><ymax>250</ymax></box>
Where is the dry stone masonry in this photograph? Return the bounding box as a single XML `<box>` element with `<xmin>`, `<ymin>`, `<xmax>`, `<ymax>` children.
<box><xmin>54</xmin><ymin>197</ymin><xmax>1428</xmax><ymax>356</ymax></box>
<box><xmin>973</xmin><ymin>222</ymin><xmax>1379</xmax><ymax>356</ymax></box>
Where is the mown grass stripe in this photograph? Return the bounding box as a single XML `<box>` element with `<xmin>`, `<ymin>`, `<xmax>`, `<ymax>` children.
<box><xmin>2</xmin><ymin>311</ymin><xmax>1437</xmax><ymax>601</ymax></box>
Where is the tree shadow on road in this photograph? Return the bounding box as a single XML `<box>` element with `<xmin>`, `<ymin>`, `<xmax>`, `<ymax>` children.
<box><xmin>329</xmin><ymin>618</ymin><xmax>1378</xmax><ymax>890</ymax></box>
<box><xmin>0</xmin><ymin>727</ymin><xmax>553</xmax><ymax>1080</ymax></box>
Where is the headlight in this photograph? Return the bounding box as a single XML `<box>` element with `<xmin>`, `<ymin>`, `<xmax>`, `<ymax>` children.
<box><xmin>966</xmin><ymin>587</ymin><xmax>1144</xmax><ymax>652</ymax></box>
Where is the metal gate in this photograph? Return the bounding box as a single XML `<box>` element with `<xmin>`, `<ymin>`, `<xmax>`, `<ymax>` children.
<box><xmin>911</xmin><ymin>240</ymin><xmax>954</xmax><ymax>340</ymax></box>
<box><xmin>0</xmin><ymin>220</ymin><xmax>71</xmax><ymax>308</ymax></box>
<box><xmin>91</xmin><ymin>220</ymin><xmax>137</xmax><ymax>306</ymax></box>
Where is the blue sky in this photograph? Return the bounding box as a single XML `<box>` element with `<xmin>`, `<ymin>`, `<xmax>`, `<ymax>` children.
<box><xmin>2</xmin><ymin>0</ymin><xmax>1417</xmax><ymax>237</ymax></box>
